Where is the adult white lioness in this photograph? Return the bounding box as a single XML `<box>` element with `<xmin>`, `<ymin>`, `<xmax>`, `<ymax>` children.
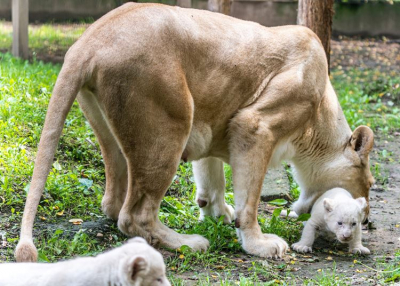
<box><xmin>15</xmin><ymin>3</ymin><xmax>374</xmax><ymax>262</ymax></box>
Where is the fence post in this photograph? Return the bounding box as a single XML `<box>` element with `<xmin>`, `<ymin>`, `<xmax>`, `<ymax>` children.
<box><xmin>12</xmin><ymin>0</ymin><xmax>29</xmax><ymax>59</ymax></box>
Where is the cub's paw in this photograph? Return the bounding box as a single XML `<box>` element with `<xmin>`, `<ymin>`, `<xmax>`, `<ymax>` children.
<box><xmin>291</xmin><ymin>242</ymin><xmax>312</xmax><ymax>253</ymax></box>
<box><xmin>243</xmin><ymin>233</ymin><xmax>288</xmax><ymax>259</ymax></box>
<box><xmin>350</xmin><ymin>246</ymin><xmax>370</xmax><ymax>255</ymax></box>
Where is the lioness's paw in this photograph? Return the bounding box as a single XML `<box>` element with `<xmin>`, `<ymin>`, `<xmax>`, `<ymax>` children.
<box><xmin>222</xmin><ymin>204</ymin><xmax>235</xmax><ymax>224</ymax></box>
<box><xmin>243</xmin><ymin>233</ymin><xmax>288</xmax><ymax>259</ymax></box>
<box><xmin>350</xmin><ymin>246</ymin><xmax>370</xmax><ymax>255</ymax></box>
<box><xmin>182</xmin><ymin>234</ymin><xmax>210</xmax><ymax>252</ymax></box>
<box><xmin>291</xmin><ymin>242</ymin><xmax>312</xmax><ymax>253</ymax></box>
<box><xmin>199</xmin><ymin>203</ymin><xmax>235</xmax><ymax>224</ymax></box>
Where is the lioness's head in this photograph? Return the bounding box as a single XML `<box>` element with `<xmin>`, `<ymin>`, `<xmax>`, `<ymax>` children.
<box><xmin>323</xmin><ymin>195</ymin><xmax>367</xmax><ymax>243</ymax></box>
<box><xmin>314</xmin><ymin>126</ymin><xmax>374</xmax><ymax>220</ymax></box>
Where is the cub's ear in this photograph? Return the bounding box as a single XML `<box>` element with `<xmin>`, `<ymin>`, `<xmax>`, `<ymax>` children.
<box><xmin>323</xmin><ymin>198</ymin><xmax>335</xmax><ymax>212</ymax></box>
<box><xmin>355</xmin><ymin>197</ymin><xmax>368</xmax><ymax>211</ymax></box>
<box><xmin>128</xmin><ymin>255</ymin><xmax>149</xmax><ymax>282</ymax></box>
<box><xmin>349</xmin><ymin>126</ymin><xmax>374</xmax><ymax>163</ymax></box>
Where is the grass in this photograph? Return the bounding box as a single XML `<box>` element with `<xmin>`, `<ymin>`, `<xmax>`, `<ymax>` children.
<box><xmin>0</xmin><ymin>26</ymin><xmax>400</xmax><ymax>284</ymax></box>
<box><xmin>331</xmin><ymin>68</ymin><xmax>400</xmax><ymax>133</ymax></box>
<box><xmin>0</xmin><ymin>22</ymin><xmax>88</xmax><ymax>57</ymax></box>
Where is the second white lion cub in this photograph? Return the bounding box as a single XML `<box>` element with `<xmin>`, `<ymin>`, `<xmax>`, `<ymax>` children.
<box><xmin>1</xmin><ymin>237</ymin><xmax>170</xmax><ymax>286</ymax></box>
<box><xmin>292</xmin><ymin>188</ymin><xmax>370</xmax><ymax>255</ymax></box>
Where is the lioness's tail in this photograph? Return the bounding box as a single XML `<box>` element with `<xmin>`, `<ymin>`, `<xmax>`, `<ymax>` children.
<box><xmin>15</xmin><ymin>63</ymin><xmax>85</xmax><ymax>262</ymax></box>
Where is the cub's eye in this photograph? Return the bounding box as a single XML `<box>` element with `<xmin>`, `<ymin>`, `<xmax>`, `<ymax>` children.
<box><xmin>157</xmin><ymin>278</ymin><xmax>163</xmax><ymax>283</ymax></box>
<box><xmin>338</xmin><ymin>222</ymin><xmax>343</xmax><ymax>225</ymax></box>
<box><xmin>352</xmin><ymin>222</ymin><xmax>357</xmax><ymax>226</ymax></box>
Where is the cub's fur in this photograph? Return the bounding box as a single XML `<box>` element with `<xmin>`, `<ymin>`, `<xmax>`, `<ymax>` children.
<box><xmin>15</xmin><ymin>3</ymin><xmax>374</xmax><ymax>261</ymax></box>
<box><xmin>2</xmin><ymin>238</ymin><xmax>170</xmax><ymax>286</ymax></box>
<box><xmin>292</xmin><ymin>188</ymin><xmax>370</xmax><ymax>254</ymax></box>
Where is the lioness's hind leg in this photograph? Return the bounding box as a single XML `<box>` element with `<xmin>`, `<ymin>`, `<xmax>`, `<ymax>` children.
<box><xmin>193</xmin><ymin>157</ymin><xmax>235</xmax><ymax>224</ymax></box>
<box><xmin>108</xmin><ymin>92</ymin><xmax>208</xmax><ymax>251</ymax></box>
<box><xmin>78</xmin><ymin>91</ymin><xmax>127</xmax><ymax>220</ymax></box>
<box><xmin>117</xmin><ymin>133</ymin><xmax>209</xmax><ymax>251</ymax></box>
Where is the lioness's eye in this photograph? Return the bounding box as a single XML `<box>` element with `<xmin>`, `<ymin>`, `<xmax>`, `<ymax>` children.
<box><xmin>338</xmin><ymin>222</ymin><xmax>343</xmax><ymax>225</ymax></box>
<box><xmin>157</xmin><ymin>278</ymin><xmax>163</xmax><ymax>283</ymax></box>
<box><xmin>352</xmin><ymin>223</ymin><xmax>356</xmax><ymax>226</ymax></box>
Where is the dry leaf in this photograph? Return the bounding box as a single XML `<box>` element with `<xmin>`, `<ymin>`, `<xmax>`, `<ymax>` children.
<box><xmin>69</xmin><ymin>218</ymin><xmax>83</xmax><ymax>225</ymax></box>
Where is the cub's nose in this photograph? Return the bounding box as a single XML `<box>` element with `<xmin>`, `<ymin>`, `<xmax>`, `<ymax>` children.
<box><xmin>341</xmin><ymin>234</ymin><xmax>352</xmax><ymax>241</ymax></box>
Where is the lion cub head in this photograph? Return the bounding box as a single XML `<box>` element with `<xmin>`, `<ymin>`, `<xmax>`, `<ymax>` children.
<box><xmin>323</xmin><ymin>195</ymin><xmax>367</xmax><ymax>243</ymax></box>
<box><xmin>119</xmin><ymin>237</ymin><xmax>170</xmax><ymax>286</ymax></box>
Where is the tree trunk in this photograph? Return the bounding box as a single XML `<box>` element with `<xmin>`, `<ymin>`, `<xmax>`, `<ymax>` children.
<box><xmin>297</xmin><ymin>0</ymin><xmax>334</xmax><ymax>72</ymax></box>
<box><xmin>208</xmin><ymin>0</ymin><xmax>231</xmax><ymax>15</ymax></box>
<box><xmin>176</xmin><ymin>0</ymin><xmax>191</xmax><ymax>8</ymax></box>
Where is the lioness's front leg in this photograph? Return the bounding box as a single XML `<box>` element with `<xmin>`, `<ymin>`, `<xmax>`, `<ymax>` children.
<box><xmin>229</xmin><ymin>110</ymin><xmax>289</xmax><ymax>258</ymax></box>
<box><xmin>193</xmin><ymin>157</ymin><xmax>235</xmax><ymax>224</ymax></box>
<box><xmin>228</xmin><ymin>67</ymin><xmax>318</xmax><ymax>257</ymax></box>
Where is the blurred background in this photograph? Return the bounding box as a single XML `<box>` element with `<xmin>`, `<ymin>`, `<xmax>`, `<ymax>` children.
<box><xmin>0</xmin><ymin>0</ymin><xmax>399</xmax><ymax>63</ymax></box>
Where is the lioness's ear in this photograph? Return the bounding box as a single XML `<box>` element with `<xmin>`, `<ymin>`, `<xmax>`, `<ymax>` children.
<box><xmin>323</xmin><ymin>198</ymin><xmax>335</xmax><ymax>212</ymax></box>
<box><xmin>128</xmin><ymin>255</ymin><xmax>149</xmax><ymax>281</ymax></box>
<box><xmin>349</xmin><ymin>126</ymin><xmax>374</xmax><ymax>163</ymax></box>
<box><xmin>355</xmin><ymin>197</ymin><xmax>367</xmax><ymax>211</ymax></box>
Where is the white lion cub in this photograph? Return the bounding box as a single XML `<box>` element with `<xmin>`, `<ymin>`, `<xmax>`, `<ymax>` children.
<box><xmin>291</xmin><ymin>188</ymin><xmax>370</xmax><ymax>255</ymax></box>
<box><xmin>0</xmin><ymin>237</ymin><xmax>170</xmax><ymax>286</ymax></box>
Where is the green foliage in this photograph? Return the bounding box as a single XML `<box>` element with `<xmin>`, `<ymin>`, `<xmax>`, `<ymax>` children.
<box><xmin>0</xmin><ymin>53</ymin><xmax>104</xmax><ymax>219</ymax></box>
<box><xmin>301</xmin><ymin>263</ymin><xmax>349</xmax><ymax>286</ymax></box>
<box><xmin>38</xmin><ymin>229</ymin><xmax>102</xmax><ymax>262</ymax></box>
<box><xmin>332</xmin><ymin>68</ymin><xmax>400</xmax><ymax>133</ymax></box>
<box><xmin>0</xmin><ymin>22</ymin><xmax>87</xmax><ymax>55</ymax></box>
<box><xmin>268</xmin><ymin>199</ymin><xmax>288</xmax><ymax>206</ymax></box>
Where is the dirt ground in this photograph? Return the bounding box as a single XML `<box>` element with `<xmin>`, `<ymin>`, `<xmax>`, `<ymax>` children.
<box><xmin>280</xmin><ymin>135</ymin><xmax>400</xmax><ymax>285</ymax></box>
<box><xmin>1</xmin><ymin>34</ymin><xmax>399</xmax><ymax>284</ymax></box>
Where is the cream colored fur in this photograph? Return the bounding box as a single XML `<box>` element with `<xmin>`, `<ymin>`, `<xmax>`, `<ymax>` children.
<box><xmin>292</xmin><ymin>188</ymin><xmax>370</xmax><ymax>254</ymax></box>
<box><xmin>15</xmin><ymin>3</ymin><xmax>374</xmax><ymax>261</ymax></box>
<box><xmin>4</xmin><ymin>238</ymin><xmax>170</xmax><ymax>286</ymax></box>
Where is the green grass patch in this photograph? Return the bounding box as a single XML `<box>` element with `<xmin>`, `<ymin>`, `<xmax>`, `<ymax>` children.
<box><xmin>0</xmin><ymin>22</ymin><xmax>87</xmax><ymax>56</ymax></box>
<box><xmin>331</xmin><ymin>68</ymin><xmax>400</xmax><ymax>133</ymax></box>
